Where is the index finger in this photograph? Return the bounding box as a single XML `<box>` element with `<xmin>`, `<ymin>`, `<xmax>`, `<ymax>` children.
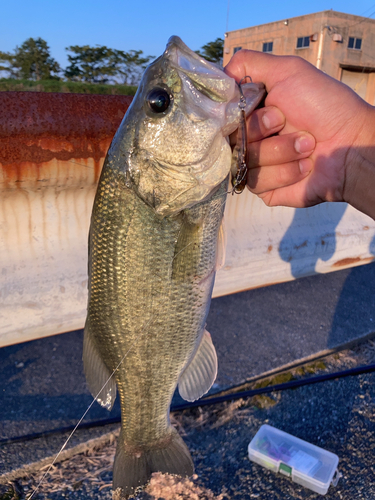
<box><xmin>224</xmin><ymin>49</ymin><xmax>296</xmax><ymax>92</ymax></box>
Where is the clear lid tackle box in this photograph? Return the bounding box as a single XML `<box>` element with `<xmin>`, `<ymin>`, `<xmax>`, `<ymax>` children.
<box><xmin>248</xmin><ymin>424</ymin><xmax>341</xmax><ymax>495</ymax></box>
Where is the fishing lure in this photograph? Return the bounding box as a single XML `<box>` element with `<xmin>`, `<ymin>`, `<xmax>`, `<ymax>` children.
<box><xmin>230</xmin><ymin>76</ymin><xmax>252</xmax><ymax>194</ymax></box>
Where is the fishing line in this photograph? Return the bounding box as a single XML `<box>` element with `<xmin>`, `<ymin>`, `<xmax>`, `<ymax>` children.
<box><xmin>26</xmin><ymin>316</ymin><xmax>156</xmax><ymax>500</ymax></box>
<box><xmin>172</xmin><ymin>241</ymin><xmax>194</xmax><ymax>261</ymax></box>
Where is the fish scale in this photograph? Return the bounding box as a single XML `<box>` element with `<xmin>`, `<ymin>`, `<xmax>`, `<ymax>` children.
<box><xmin>88</xmin><ymin>164</ymin><xmax>224</xmax><ymax>442</ymax></box>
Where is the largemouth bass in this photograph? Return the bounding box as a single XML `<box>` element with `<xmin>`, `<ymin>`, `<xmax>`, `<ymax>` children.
<box><xmin>83</xmin><ymin>36</ymin><xmax>264</xmax><ymax>498</ymax></box>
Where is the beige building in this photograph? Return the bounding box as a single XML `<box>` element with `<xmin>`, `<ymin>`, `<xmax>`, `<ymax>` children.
<box><xmin>223</xmin><ymin>10</ymin><xmax>375</xmax><ymax>104</ymax></box>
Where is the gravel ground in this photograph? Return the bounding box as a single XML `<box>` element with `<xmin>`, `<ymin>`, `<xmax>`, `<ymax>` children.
<box><xmin>1</xmin><ymin>341</ymin><xmax>375</xmax><ymax>500</ymax></box>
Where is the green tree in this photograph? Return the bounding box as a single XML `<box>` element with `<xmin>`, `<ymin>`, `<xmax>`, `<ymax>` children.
<box><xmin>65</xmin><ymin>45</ymin><xmax>153</xmax><ymax>84</ymax></box>
<box><xmin>196</xmin><ymin>38</ymin><xmax>224</xmax><ymax>65</ymax></box>
<box><xmin>0</xmin><ymin>38</ymin><xmax>60</xmax><ymax>80</ymax></box>
<box><xmin>112</xmin><ymin>49</ymin><xmax>153</xmax><ymax>85</ymax></box>
<box><xmin>65</xmin><ymin>45</ymin><xmax>119</xmax><ymax>83</ymax></box>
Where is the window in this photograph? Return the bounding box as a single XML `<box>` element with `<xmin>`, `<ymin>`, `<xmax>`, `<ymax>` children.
<box><xmin>262</xmin><ymin>42</ymin><xmax>273</xmax><ymax>53</ymax></box>
<box><xmin>296</xmin><ymin>36</ymin><xmax>310</xmax><ymax>49</ymax></box>
<box><xmin>348</xmin><ymin>37</ymin><xmax>362</xmax><ymax>50</ymax></box>
<box><xmin>233</xmin><ymin>47</ymin><xmax>242</xmax><ymax>54</ymax></box>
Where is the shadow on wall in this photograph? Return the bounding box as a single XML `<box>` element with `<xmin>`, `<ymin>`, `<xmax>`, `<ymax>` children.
<box><xmin>327</xmin><ymin>234</ymin><xmax>375</xmax><ymax>347</ymax></box>
<box><xmin>278</xmin><ymin>203</ymin><xmax>348</xmax><ymax>278</ymax></box>
<box><xmin>278</xmin><ymin>197</ymin><xmax>375</xmax><ymax>349</ymax></box>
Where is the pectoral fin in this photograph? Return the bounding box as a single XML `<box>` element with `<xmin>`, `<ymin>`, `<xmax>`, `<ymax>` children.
<box><xmin>83</xmin><ymin>321</ymin><xmax>117</xmax><ymax>410</ymax></box>
<box><xmin>178</xmin><ymin>329</ymin><xmax>218</xmax><ymax>402</ymax></box>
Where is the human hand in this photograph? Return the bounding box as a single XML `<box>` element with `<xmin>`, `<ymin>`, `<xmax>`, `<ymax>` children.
<box><xmin>225</xmin><ymin>50</ymin><xmax>375</xmax><ymax>216</ymax></box>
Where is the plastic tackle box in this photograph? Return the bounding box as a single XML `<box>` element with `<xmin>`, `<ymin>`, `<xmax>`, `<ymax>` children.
<box><xmin>248</xmin><ymin>425</ymin><xmax>341</xmax><ymax>495</ymax></box>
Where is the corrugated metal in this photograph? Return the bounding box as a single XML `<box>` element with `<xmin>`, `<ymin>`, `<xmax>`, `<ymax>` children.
<box><xmin>1</xmin><ymin>92</ymin><xmax>375</xmax><ymax>347</ymax></box>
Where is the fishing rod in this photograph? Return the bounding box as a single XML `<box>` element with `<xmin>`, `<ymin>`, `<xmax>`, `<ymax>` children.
<box><xmin>3</xmin><ymin>361</ymin><xmax>375</xmax><ymax>446</ymax></box>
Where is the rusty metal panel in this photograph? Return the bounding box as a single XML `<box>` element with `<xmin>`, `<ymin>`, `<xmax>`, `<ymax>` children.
<box><xmin>1</xmin><ymin>92</ymin><xmax>375</xmax><ymax>347</ymax></box>
<box><xmin>0</xmin><ymin>93</ymin><xmax>132</xmax><ymax>347</ymax></box>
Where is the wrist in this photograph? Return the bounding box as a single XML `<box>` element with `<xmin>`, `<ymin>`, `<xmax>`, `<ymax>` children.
<box><xmin>343</xmin><ymin>104</ymin><xmax>375</xmax><ymax>219</ymax></box>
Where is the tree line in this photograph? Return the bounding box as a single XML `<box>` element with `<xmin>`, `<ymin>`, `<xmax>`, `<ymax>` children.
<box><xmin>0</xmin><ymin>37</ymin><xmax>224</xmax><ymax>85</ymax></box>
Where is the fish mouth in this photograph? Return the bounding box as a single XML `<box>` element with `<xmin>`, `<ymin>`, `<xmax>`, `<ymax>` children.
<box><xmin>165</xmin><ymin>35</ymin><xmax>222</xmax><ymax>73</ymax></box>
<box><xmin>164</xmin><ymin>36</ymin><xmax>235</xmax><ymax>103</ymax></box>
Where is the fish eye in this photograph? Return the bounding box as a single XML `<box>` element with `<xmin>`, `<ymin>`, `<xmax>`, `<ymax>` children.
<box><xmin>146</xmin><ymin>88</ymin><xmax>172</xmax><ymax>114</ymax></box>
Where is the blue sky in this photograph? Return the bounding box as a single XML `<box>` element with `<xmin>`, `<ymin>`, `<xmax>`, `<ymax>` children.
<box><xmin>1</xmin><ymin>0</ymin><xmax>375</xmax><ymax>70</ymax></box>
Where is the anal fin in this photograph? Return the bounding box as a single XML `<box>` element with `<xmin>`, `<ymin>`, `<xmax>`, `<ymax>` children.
<box><xmin>83</xmin><ymin>321</ymin><xmax>117</xmax><ymax>410</ymax></box>
<box><xmin>178</xmin><ymin>329</ymin><xmax>218</xmax><ymax>402</ymax></box>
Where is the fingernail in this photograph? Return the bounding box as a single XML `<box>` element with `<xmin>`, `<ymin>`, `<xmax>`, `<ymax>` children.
<box><xmin>299</xmin><ymin>158</ymin><xmax>312</xmax><ymax>175</ymax></box>
<box><xmin>262</xmin><ymin>108</ymin><xmax>285</xmax><ymax>130</ymax></box>
<box><xmin>295</xmin><ymin>134</ymin><xmax>315</xmax><ymax>154</ymax></box>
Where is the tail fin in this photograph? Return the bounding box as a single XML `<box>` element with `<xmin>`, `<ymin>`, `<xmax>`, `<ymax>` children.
<box><xmin>113</xmin><ymin>428</ymin><xmax>194</xmax><ymax>498</ymax></box>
